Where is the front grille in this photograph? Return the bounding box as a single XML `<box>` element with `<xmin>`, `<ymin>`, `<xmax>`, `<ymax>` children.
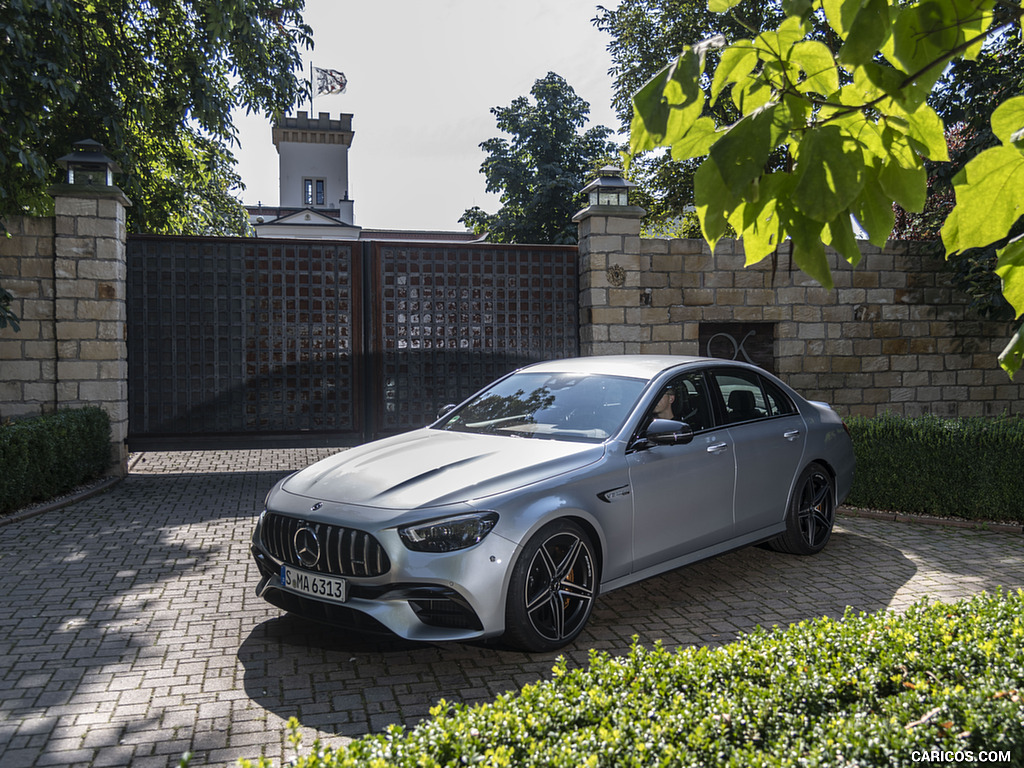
<box><xmin>261</xmin><ymin>512</ymin><xmax>391</xmax><ymax>577</ymax></box>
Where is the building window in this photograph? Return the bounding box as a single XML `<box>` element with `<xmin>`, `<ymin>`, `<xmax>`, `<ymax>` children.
<box><xmin>303</xmin><ymin>178</ymin><xmax>326</xmax><ymax>206</ymax></box>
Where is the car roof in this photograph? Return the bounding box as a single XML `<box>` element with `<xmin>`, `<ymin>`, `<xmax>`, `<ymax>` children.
<box><xmin>519</xmin><ymin>355</ymin><xmax>719</xmax><ymax>381</ymax></box>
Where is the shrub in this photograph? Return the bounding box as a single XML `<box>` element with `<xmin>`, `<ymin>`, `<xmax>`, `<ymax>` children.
<box><xmin>227</xmin><ymin>591</ymin><xmax>1024</xmax><ymax>768</ymax></box>
<box><xmin>844</xmin><ymin>414</ymin><xmax>1024</xmax><ymax>522</ymax></box>
<box><xmin>0</xmin><ymin>407</ymin><xmax>111</xmax><ymax>514</ymax></box>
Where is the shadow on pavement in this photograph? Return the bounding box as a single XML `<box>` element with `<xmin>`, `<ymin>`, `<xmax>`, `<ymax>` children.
<box><xmin>236</xmin><ymin>524</ymin><xmax>917</xmax><ymax>738</ymax></box>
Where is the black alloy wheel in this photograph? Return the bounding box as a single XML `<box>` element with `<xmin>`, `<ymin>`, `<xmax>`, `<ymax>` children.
<box><xmin>504</xmin><ymin>519</ymin><xmax>598</xmax><ymax>652</ymax></box>
<box><xmin>771</xmin><ymin>462</ymin><xmax>836</xmax><ymax>555</ymax></box>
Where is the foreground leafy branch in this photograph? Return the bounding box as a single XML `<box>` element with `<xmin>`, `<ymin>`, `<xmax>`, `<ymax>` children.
<box><xmin>628</xmin><ymin>0</ymin><xmax>1024</xmax><ymax>377</ymax></box>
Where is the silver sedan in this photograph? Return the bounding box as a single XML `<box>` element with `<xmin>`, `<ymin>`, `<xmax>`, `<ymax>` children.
<box><xmin>250</xmin><ymin>355</ymin><xmax>855</xmax><ymax>651</ymax></box>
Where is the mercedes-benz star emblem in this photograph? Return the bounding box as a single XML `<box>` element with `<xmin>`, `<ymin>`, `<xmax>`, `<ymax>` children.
<box><xmin>294</xmin><ymin>526</ymin><xmax>321</xmax><ymax>568</ymax></box>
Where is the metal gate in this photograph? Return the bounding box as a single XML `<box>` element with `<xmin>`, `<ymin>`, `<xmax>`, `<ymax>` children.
<box><xmin>126</xmin><ymin>235</ymin><xmax>578</xmax><ymax>447</ymax></box>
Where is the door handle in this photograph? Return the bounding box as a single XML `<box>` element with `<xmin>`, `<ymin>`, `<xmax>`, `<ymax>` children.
<box><xmin>707</xmin><ymin>442</ymin><xmax>728</xmax><ymax>455</ymax></box>
<box><xmin>784</xmin><ymin>430</ymin><xmax>801</xmax><ymax>441</ymax></box>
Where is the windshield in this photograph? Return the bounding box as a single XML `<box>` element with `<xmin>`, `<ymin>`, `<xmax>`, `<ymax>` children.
<box><xmin>435</xmin><ymin>372</ymin><xmax>648</xmax><ymax>442</ymax></box>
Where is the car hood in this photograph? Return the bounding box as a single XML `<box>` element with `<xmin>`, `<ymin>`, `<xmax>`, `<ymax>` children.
<box><xmin>279</xmin><ymin>429</ymin><xmax>605</xmax><ymax>509</ymax></box>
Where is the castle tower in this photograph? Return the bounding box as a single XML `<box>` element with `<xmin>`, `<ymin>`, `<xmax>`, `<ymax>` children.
<box><xmin>249</xmin><ymin>111</ymin><xmax>360</xmax><ymax>239</ymax></box>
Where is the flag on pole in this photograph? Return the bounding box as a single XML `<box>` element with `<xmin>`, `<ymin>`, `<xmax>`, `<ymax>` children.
<box><xmin>315</xmin><ymin>67</ymin><xmax>348</xmax><ymax>95</ymax></box>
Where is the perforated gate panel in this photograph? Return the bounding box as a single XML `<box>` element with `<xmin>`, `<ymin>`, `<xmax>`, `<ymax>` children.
<box><xmin>375</xmin><ymin>243</ymin><xmax>578</xmax><ymax>433</ymax></box>
<box><xmin>127</xmin><ymin>237</ymin><xmax>358</xmax><ymax>440</ymax></box>
<box><xmin>126</xmin><ymin>236</ymin><xmax>577</xmax><ymax>445</ymax></box>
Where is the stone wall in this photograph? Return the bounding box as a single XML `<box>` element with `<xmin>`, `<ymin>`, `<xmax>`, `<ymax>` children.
<box><xmin>576</xmin><ymin>208</ymin><xmax>1024</xmax><ymax>418</ymax></box>
<box><xmin>0</xmin><ymin>186</ymin><xmax>130</xmax><ymax>473</ymax></box>
<box><xmin>0</xmin><ymin>215</ymin><xmax>57</xmax><ymax>419</ymax></box>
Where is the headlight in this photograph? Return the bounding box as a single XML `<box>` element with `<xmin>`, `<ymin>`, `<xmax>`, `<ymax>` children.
<box><xmin>399</xmin><ymin>512</ymin><xmax>499</xmax><ymax>553</ymax></box>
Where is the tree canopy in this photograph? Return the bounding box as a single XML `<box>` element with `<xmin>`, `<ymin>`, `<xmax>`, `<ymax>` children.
<box><xmin>627</xmin><ymin>0</ymin><xmax>1024</xmax><ymax>377</ymax></box>
<box><xmin>595</xmin><ymin>0</ymin><xmax>797</xmax><ymax>232</ymax></box>
<box><xmin>0</xmin><ymin>0</ymin><xmax>312</xmax><ymax>237</ymax></box>
<box><xmin>461</xmin><ymin>72</ymin><xmax>616</xmax><ymax>245</ymax></box>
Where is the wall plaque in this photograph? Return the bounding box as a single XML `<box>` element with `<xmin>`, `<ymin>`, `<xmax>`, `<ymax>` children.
<box><xmin>699</xmin><ymin>322</ymin><xmax>776</xmax><ymax>373</ymax></box>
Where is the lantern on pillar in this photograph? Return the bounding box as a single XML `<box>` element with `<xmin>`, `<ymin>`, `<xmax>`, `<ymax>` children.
<box><xmin>56</xmin><ymin>139</ymin><xmax>122</xmax><ymax>187</ymax></box>
<box><xmin>581</xmin><ymin>166</ymin><xmax>635</xmax><ymax>207</ymax></box>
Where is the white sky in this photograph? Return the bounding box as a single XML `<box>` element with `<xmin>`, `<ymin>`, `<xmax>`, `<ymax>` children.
<box><xmin>232</xmin><ymin>0</ymin><xmax>621</xmax><ymax>232</ymax></box>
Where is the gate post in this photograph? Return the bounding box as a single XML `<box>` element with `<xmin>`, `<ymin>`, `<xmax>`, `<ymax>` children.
<box><xmin>573</xmin><ymin>167</ymin><xmax>646</xmax><ymax>356</ymax></box>
<box><xmin>49</xmin><ymin>142</ymin><xmax>132</xmax><ymax>475</ymax></box>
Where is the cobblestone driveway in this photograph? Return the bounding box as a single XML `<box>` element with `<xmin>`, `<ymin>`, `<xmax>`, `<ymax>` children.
<box><xmin>1</xmin><ymin>448</ymin><xmax>1022</xmax><ymax>767</ymax></box>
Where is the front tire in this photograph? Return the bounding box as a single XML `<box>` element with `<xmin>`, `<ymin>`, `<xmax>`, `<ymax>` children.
<box><xmin>504</xmin><ymin>519</ymin><xmax>598</xmax><ymax>652</ymax></box>
<box><xmin>771</xmin><ymin>462</ymin><xmax>835</xmax><ymax>555</ymax></box>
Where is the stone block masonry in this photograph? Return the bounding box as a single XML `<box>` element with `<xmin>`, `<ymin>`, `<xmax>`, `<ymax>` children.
<box><xmin>0</xmin><ymin>215</ymin><xmax>57</xmax><ymax>420</ymax></box>
<box><xmin>576</xmin><ymin>208</ymin><xmax>1024</xmax><ymax>418</ymax></box>
<box><xmin>1</xmin><ymin>184</ymin><xmax>130</xmax><ymax>474</ymax></box>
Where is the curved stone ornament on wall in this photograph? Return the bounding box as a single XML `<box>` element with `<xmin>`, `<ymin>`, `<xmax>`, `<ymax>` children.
<box><xmin>700</xmin><ymin>322</ymin><xmax>776</xmax><ymax>373</ymax></box>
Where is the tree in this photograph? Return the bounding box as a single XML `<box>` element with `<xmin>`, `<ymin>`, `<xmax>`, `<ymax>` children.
<box><xmin>461</xmin><ymin>72</ymin><xmax>616</xmax><ymax>245</ymax></box>
<box><xmin>594</xmin><ymin>0</ymin><xmax>817</xmax><ymax>233</ymax></box>
<box><xmin>627</xmin><ymin>0</ymin><xmax>1024</xmax><ymax>377</ymax></box>
<box><xmin>892</xmin><ymin>26</ymin><xmax>1024</xmax><ymax>318</ymax></box>
<box><xmin>0</xmin><ymin>0</ymin><xmax>312</xmax><ymax>237</ymax></box>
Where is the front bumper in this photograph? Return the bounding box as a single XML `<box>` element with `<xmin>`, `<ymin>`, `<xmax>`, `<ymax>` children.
<box><xmin>250</xmin><ymin>519</ymin><xmax>519</xmax><ymax>643</ymax></box>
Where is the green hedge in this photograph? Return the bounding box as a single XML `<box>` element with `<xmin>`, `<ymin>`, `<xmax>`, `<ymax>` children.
<box><xmin>0</xmin><ymin>407</ymin><xmax>111</xmax><ymax>514</ymax></box>
<box><xmin>845</xmin><ymin>414</ymin><xmax>1024</xmax><ymax>522</ymax></box>
<box><xmin>224</xmin><ymin>591</ymin><xmax>1024</xmax><ymax>768</ymax></box>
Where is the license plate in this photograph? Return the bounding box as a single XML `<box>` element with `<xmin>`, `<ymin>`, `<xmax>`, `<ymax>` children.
<box><xmin>280</xmin><ymin>564</ymin><xmax>348</xmax><ymax>603</ymax></box>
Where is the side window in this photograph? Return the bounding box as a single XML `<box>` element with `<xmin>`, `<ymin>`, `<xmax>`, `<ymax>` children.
<box><xmin>650</xmin><ymin>371</ymin><xmax>713</xmax><ymax>431</ymax></box>
<box><xmin>763</xmin><ymin>378</ymin><xmax>797</xmax><ymax>417</ymax></box>
<box><xmin>711</xmin><ymin>369</ymin><xmax>798</xmax><ymax>424</ymax></box>
<box><xmin>712</xmin><ymin>371</ymin><xmax>768</xmax><ymax>425</ymax></box>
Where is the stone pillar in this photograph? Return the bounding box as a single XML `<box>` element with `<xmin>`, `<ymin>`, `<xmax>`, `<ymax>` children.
<box><xmin>573</xmin><ymin>200</ymin><xmax>647</xmax><ymax>356</ymax></box>
<box><xmin>48</xmin><ymin>183</ymin><xmax>131</xmax><ymax>475</ymax></box>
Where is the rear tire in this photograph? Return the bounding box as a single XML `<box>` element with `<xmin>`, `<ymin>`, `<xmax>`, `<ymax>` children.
<box><xmin>770</xmin><ymin>462</ymin><xmax>835</xmax><ymax>555</ymax></box>
<box><xmin>503</xmin><ymin>519</ymin><xmax>597</xmax><ymax>652</ymax></box>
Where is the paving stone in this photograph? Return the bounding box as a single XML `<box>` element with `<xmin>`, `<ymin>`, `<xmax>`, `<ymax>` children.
<box><xmin>1</xmin><ymin>447</ymin><xmax>1023</xmax><ymax>766</ymax></box>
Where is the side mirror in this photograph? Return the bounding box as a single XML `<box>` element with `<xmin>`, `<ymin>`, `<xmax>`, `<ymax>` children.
<box><xmin>437</xmin><ymin>403</ymin><xmax>458</xmax><ymax>420</ymax></box>
<box><xmin>645</xmin><ymin>418</ymin><xmax>694</xmax><ymax>446</ymax></box>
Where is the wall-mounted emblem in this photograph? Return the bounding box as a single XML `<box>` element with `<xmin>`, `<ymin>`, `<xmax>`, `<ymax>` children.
<box><xmin>606</xmin><ymin>264</ymin><xmax>626</xmax><ymax>287</ymax></box>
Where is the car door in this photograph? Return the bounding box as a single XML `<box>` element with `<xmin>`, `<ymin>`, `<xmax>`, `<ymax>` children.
<box><xmin>710</xmin><ymin>368</ymin><xmax>807</xmax><ymax>537</ymax></box>
<box><xmin>626</xmin><ymin>370</ymin><xmax>737</xmax><ymax>573</ymax></box>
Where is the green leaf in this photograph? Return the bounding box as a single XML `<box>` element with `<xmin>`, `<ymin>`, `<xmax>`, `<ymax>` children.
<box><xmin>782</xmin><ymin>0</ymin><xmax>814</xmax><ymax>18</ymax></box>
<box><xmin>783</xmin><ymin>207</ymin><xmax>833</xmax><ymax>289</ymax></box>
<box><xmin>694</xmin><ymin>157</ymin><xmax>740</xmax><ymax>250</ymax></box>
<box><xmin>790</xmin><ymin>40</ymin><xmax>839</xmax><ymax>97</ymax></box>
<box><xmin>879</xmin><ymin>158</ymin><xmax>926</xmax><ymax>213</ymax></box>
<box><xmin>839</xmin><ymin>0</ymin><xmax>891</xmax><ymax>67</ymax></box>
<box><xmin>791</xmin><ymin>125</ymin><xmax>866</xmax><ymax>223</ymax></box>
<box><xmin>893</xmin><ymin>100</ymin><xmax>950</xmax><ymax>162</ymax></box>
<box><xmin>756</xmin><ymin>16</ymin><xmax>809</xmax><ymax>60</ymax></box>
<box><xmin>710</xmin><ymin>41</ymin><xmax>759</xmax><ymax>108</ymax></box>
<box><xmin>853</xmin><ymin>176</ymin><xmax>896</xmax><ymax>247</ymax></box>
<box><xmin>709</xmin><ymin>105</ymin><xmax>780</xmax><ymax>197</ymax></box>
<box><xmin>995</xmin><ymin>238</ymin><xmax>1024</xmax><ymax>319</ymax></box>
<box><xmin>998</xmin><ymin>326</ymin><xmax>1024</xmax><ymax>378</ymax></box>
<box><xmin>953</xmin><ymin>0</ymin><xmax>995</xmax><ymax>60</ymax></box>
<box><xmin>729</xmin><ymin>175</ymin><xmax>791</xmax><ymax>264</ymax></box>
<box><xmin>941</xmin><ymin>145</ymin><xmax>1024</xmax><ymax>254</ymax></box>
<box><xmin>821</xmin><ymin>0</ymin><xmax>863</xmax><ymax>37</ymax></box>
<box><xmin>890</xmin><ymin>1</ymin><xmax>949</xmax><ymax>95</ymax></box>
<box><xmin>991</xmin><ymin>96</ymin><xmax>1024</xmax><ymax>148</ymax></box>
<box><xmin>671</xmin><ymin>117</ymin><xmax>719</xmax><ymax>162</ymax></box>
<box><xmin>823</xmin><ymin>212</ymin><xmax>863</xmax><ymax>268</ymax></box>
<box><xmin>629</xmin><ymin>46</ymin><xmax>707</xmax><ymax>157</ymax></box>
<box><xmin>825</xmin><ymin>108</ymin><xmax>886</xmax><ymax>161</ymax></box>
<box><xmin>709</xmin><ymin>0</ymin><xmax>745</xmax><ymax>10</ymax></box>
